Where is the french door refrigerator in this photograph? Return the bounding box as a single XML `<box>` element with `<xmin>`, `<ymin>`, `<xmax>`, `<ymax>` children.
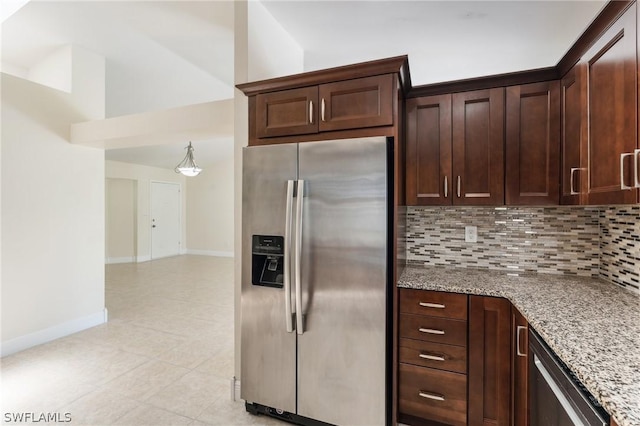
<box><xmin>241</xmin><ymin>137</ymin><xmax>390</xmax><ymax>426</ymax></box>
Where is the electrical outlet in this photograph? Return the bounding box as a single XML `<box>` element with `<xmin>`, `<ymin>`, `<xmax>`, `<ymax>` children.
<box><xmin>465</xmin><ymin>226</ymin><xmax>478</xmax><ymax>243</ymax></box>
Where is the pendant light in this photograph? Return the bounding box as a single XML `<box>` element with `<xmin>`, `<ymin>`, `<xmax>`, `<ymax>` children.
<box><xmin>174</xmin><ymin>142</ymin><xmax>202</xmax><ymax>177</ymax></box>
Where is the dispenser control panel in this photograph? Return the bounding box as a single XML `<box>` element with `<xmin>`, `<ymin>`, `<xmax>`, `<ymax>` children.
<box><xmin>251</xmin><ymin>235</ymin><xmax>284</xmax><ymax>288</ymax></box>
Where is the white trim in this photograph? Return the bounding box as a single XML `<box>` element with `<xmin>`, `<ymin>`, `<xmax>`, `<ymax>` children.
<box><xmin>136</xmin><ymin>254</ymin><xmax>151</xmax><ymax>263</ymax></box>
<box><xmin>105</xmin><ymin>256</ymin><xmax>135</xmax><ymax>264</ymax></box>
<box><xmin>1</xmin><ymin>308</ymin><xmax>108</xmax><ymax>357</ymax></box>
<box><xmin>186</xmin><ymin>249</ymin><xmax>234</xmax><ymax>258</ymax></box>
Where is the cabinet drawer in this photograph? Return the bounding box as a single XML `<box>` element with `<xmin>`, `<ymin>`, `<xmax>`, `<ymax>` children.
<box><xmin>399</xmin><ymin>338</ymin><xmax>467</xmax><ymax>374</ymax></box>
<box><xmin>399</xmin><ymin>289</ymin><xmax>468</xmax><ymax>320</ymax></box>
<box><xmin>399</xmin><ymin>363</ymin><xmax>467</xmax><ymax>426</ymax></box>
<box><xmin>399</xmin><ymin>313</ymin><xmax>467</xmax><ymax>347</ymax></box>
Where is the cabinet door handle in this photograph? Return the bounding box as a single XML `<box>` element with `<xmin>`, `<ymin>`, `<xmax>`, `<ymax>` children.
<box><xmin>309</xmin><ymin>101</ymin><xmax>314</xmax><ymax>125</ymax></box>
<box><xmin>419</xmin><ymin>353</ymin><xmax>445</xmax><ymax>362</ymax></box>
<box><xmin>419</xmin><ymin>328</ymin><xmax>445</xmax><ymax>335</ymax></box>
<box><xmin>569</xmin><ymin>168</ymin><xmax>581</xmax><ymax>195</ymax></box>
<box><xmin>620</xmin><ymin>153</ymin><xmax>634</xmax><ymax>190</ymax></box>
<box><xmin>457</xmin><ymin>176</ymin><xmax>461</xmax><ymax>198</ymax></box>
<box><xmin>419</xmin><ymin>302</ymin><xmax>445</xmax><ymax>309</ymax></box>
<box><xmin>516</xmin><ymin>325</ymin><xmax>527</xmax><ymax>357</ymax></box>
<box><xmin>634</xmin><ymin>149</ymin><xmax>640</xmax><ymax>188</ymax></box>
<box><xmin>443</xmin><ymin>176</ymin><xmax>448</xmax><ymax>198</ymax></box>
<box><xmin>419</xmin><ymin>391</ymin><xmax>445</xmax><ymax>401</ymax></box>
<box><xmin>321</xmin><ymin>98</ymin><xmax>326</xmax><ymax>122</ymax></box>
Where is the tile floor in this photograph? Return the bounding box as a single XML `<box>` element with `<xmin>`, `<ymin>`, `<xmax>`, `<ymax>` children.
<box><xmin>1</xmin><ymin>255</ymin><xmax>281</xmax><ymax>426</ymax></box>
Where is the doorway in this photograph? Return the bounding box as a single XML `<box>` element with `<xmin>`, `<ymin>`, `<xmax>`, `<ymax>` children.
<box><xmin>151</xmin><ymin>181</ymin><xmax>181</xmax><ymax>259</ymax></box>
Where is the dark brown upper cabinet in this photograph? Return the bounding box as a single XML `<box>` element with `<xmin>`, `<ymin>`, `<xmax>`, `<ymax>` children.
<box><xmin>406</xmin><ymin>95</ymin><xmax>452</xmax><ymax>205</ymax></box>
<box><xmin>254</xmin><ymin>74</ymin><xmax>394</xmax><ymax>142</ymax></box>
<box><xmin>506</xmin><ymin>81</ymin><xmax>561</xmax><ymax>205</ymax></box>
<box><xmin>318</xmin><ymin>75</ymin><xmax>393</xmax><ymax>132</ymax></box>
<box><xmin>238</xmin><ymin>56</ymin><xmax>408</xmax><ymax>147</ymax></box>
<box><xmin>582</xmin><ymin>3</ymin><xmax>638</xmax><ymax>204</ymax></box>
<box><xmin>256</xmin><ymin>86</ymin><xmax>318</xmax><ymax>138</ymax></box>
<box><xmin>406</xmin><ymin>88</ymin><xmax>504</xmax><ymax>206</ymax></box>
<box><xmin>452</xmin><ymin>88</ymin><xmax>505</xmax><ymax>206</ymax></box>
<box><xmin>560</xmin><ymin>64</ymin><xmax>587</xmax><ymax>205</ymax></box>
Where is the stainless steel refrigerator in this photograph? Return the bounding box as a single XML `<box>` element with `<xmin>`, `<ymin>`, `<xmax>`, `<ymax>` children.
<box><xmin>241</xmin><ymin>136</ymin><xmax>390</xmax><ymax>426</ymax></box>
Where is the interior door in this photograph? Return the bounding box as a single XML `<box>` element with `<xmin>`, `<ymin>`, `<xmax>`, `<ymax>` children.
<box><xmin>297</xmin><ymin>137</ymin><xmax>388</xmax><ymax>426</ymax></box>
<box><xmin>150</xmin><ymin>182</ymin><xmax>181</xmax><ymax>259</ymax></box>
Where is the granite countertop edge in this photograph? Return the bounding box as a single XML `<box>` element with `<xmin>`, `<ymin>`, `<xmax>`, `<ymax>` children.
<box><xmin>398</xmin><ymin>265</ymin><xmax>640</xmax><ymax>426</ymax></box>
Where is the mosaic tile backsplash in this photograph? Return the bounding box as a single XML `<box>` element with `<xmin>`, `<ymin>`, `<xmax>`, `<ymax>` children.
<box><xmin>599</xmin><ymin>206</ymin><xmax>640</xmax><ymax>292</ymax></box>
<box><xmin>406</xmin><ymin>206</ymin><xmax>639</xmax><ymax>293</ymax></box>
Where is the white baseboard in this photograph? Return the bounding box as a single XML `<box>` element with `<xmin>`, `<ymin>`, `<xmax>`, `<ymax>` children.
<box><xmin>186</xmin><ymin>249</ymin><xmax>234</xmax><ymax>258</ymax></box>
<box><xmin>1</xmin><ymin>308</ymin><xmax>108</xmax><ymax>357</ymax></box>
<box><xmin>105</xmin><ymin>256</ymin><xmax>135</xmax><ymax>264</ymax></box>
<box><xmin>230</xmin><ymin>377</ymin><xmax>241</xmax><ymax>401</ymax></box>
<box><xmin>136</xmin><ymin>255</ymin><xmax>151</xmax><ymax>263</ymax></box>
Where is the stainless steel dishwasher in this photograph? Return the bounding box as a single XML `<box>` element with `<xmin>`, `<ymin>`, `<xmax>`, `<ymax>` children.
<box><xmin>529</xmin><ymin>329</ymin><xmax>610</xmax><ymax>426</ymax></box>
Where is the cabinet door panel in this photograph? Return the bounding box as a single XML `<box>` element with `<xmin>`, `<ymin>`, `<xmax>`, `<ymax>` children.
<box><xmin>468</xmin><ymin>296</ymin><xmax>511</xmax><ymax>426</ymax></box>
<box><xmin>560</xmin><ymin>64</ymin><xmax>587</xmax><ymax>205</ymax></box>
<box><xmin>256</xmin><ymin>87</ymin><xmax>318</xmax><ymax>138</ymax></box>
<box><xmin>511</xmin><ymin>307</ymin><xmax>529</xmax><ymax>426</ymax></box>
<box><xmin>452</xmin><ymin>88</ymin><xmax>505</xmax><ymax>205</ymax></box>
<box><xmin>318</xmin><ymin>75</ymin><xmax>393</xmax><ymax>132</ymax></box>
<box><xmin>506</xmin><ymin>81</ymin><xmax>560</xmax><ymax>205</ymax></box>
<box><xmin>585</xmin><ymin>4</ymin><xmax>637</xmax><ymax>204</ymax></box>
<box><xmin>406</xmin><ymin>95</ymin><xmax>452</xmax><ymax>205</ymax></box>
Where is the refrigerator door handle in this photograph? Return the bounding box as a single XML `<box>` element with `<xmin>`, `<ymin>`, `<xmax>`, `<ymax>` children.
<box><xmin>284</xmin><ymin>180</ymin><xmax>295</xmax><ymax>333</ymax></box>
<box><xmin>295</xmin><ymin>179</ymin><xmax>305</xmax><ymax>335</ymax></box>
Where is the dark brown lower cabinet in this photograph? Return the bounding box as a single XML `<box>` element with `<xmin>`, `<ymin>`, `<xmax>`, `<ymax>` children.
<box><xmin>468</xmin><ymin>296</ymin><xmax>511</xmax><ymax>426</ymax></box>
<box><xmin>511</xmin><ymin>307</ymin><xmax>529</xmax><ymax>426</ymax></box>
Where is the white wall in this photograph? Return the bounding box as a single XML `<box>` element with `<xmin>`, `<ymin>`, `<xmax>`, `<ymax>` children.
<box><xmin>247</xmin><ymin>1</ymin><xmax>304</xmax><ymax>81</ymax></box>
<box><xmin>186</xmin><ymin>157</ymin><xmax>234</xmax><ymax>257</ymax></box>
<box><xmin>105</xmin><ymin>161</ymin><xmax>186</xmax><ymax>262</ymax></box>
<box><xmin>105</xmin><ymin>178</ymin><xmax>137</xmax><ymax>263</ymax></box>
<box><xmin>233</xmin><ymin>0</ymin><xmax>305</xmax><ymax>384</ymax></box>
<box><xmin>1</xmin><ymin>46</ymin><xmax>106</xmax><ymax>356</ymax></box>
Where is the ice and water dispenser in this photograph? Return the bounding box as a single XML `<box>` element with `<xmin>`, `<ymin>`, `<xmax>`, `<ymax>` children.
<box><xmin>251</xmin><ymin>235</ymin><xmax>284</xmax><ymax>288</ymax></box>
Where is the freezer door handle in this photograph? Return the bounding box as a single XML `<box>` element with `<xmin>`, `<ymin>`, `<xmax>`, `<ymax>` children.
<box><xmin>284</xmin><ymin>180</ymin><xmax>295</xmax><ymax>333</ymax></box>
<box><xmin>295</xmin><ymin>180</ymin><xmax>305</xmax><ymax>335</ymax></box>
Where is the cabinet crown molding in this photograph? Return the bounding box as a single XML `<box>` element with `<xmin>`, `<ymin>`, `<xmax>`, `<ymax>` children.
<box><xmin>236</xmin><ymin>55</ymin><xmax>410</xmax><ymax>96</ymax></box>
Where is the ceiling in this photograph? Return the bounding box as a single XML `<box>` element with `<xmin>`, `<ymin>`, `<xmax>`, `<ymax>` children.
<box><xmin>1</xmin><ymin>0</ymin><xmax>606</xmax><ymax>170</ymax></box>
<box><xmin>261</xmin><ymin>0</ymin><xmax>607</xmax><ymax>86</ymax></box>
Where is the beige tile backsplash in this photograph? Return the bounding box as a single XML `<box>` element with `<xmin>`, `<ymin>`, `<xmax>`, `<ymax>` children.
<box><xmin>406</xmin><ymin>205</ymin><xmax>639</xmax><ymax>293</ymax></box>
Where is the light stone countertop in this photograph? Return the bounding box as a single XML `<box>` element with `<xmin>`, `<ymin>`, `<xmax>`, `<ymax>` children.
<box><xmin>398</xmin><ymin>266</ymin><xmax>640</xmax><ymax>426</ymax></box>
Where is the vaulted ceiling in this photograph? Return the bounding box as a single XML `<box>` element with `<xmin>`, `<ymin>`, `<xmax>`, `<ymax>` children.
<box><xmin>2</xmin><ymin>0</ymin><xmax>606</xmax><ymax>168</ymax></box>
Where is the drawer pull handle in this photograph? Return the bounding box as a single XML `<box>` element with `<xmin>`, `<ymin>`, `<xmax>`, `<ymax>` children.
<box><xmin>419</xmin><ymin>302</ymin><xmax>445</xmax><ymax>309</ymax></box>
<box><xmin>419</xmin><ymin>353</ymin><xmax>445</xmax><ymax>362</ymax></box>
<box><xmin>419</xmin><ymin>328</ymin><xmax>445</xmax><ymax>335</ymax></box>
<box><xmin>419</xmin><ymin>391</ymin><xmax>445</xmax><ymax>401</ymax></box>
